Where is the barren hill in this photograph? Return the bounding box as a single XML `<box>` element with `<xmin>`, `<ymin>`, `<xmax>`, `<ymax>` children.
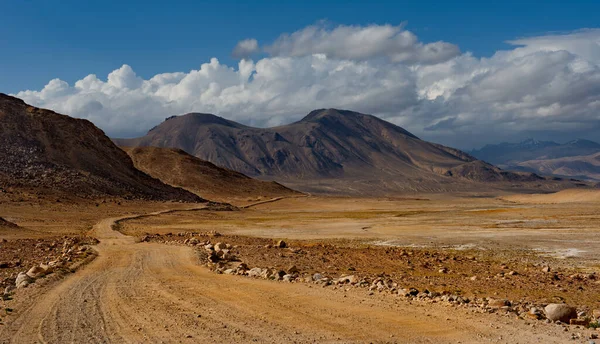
<box><xmin>0</xmin><ymin>94</ymin><xmax>202</xmax><ymax>202</ymax></box>
<box><xmin>116</xmin><ymin>109</ymin><xmax>569</xmax><ymax>194</ymax></box>
<box><xmin>122</xmin><ymin>146</ymin><xmax>300</xmax><ymax>202</ymax></box>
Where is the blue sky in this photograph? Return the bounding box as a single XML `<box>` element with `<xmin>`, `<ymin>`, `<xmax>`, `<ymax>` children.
<box><xmin>2</xmin><ymin>0</ymin><xmax>599</xmax><ymax>93</ymax></box>
<box><xmin>3</xmin><ymin>1</ymin><xmax>600</xmax><ymax>148</ymax></box>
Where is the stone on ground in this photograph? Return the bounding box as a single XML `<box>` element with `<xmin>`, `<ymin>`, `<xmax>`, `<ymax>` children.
<box><xmin>544</xmin><ymin>303</ymin><xmax>577</xmax><ymax>323</ymax></box>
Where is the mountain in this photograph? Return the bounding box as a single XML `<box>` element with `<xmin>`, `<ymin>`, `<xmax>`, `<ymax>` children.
<box><xmin>470</xmin><ymin>138</ymin><xmax>600</xmax><ymax>166</ymax></box>
<box><xmin>116</xmin><ymin>109</ymin><xmax>571</xmax><ymax>195</ymax></box>
<box><xmin>122</xmin><ymin>146</ymin><xmax>301</xmax><ymax>202</ymax></box>
<box><xmin>0</xmin><ymin>93</ymin><xmax>202</xmax><ymax>202</ymax></box>
<box><xmin>514</xmin><ymin>152</ymin><xmax>600</xmax><ymax>181</ymax></box>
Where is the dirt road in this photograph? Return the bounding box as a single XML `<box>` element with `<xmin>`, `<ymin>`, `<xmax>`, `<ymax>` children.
<box><xmin>0</xmin><ymin>211</ymin><xmax>576</xmax><ymax>343</ymax></box>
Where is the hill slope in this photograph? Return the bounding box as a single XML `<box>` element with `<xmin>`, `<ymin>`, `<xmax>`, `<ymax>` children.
<box><xmin>116</xmin><ymin>109</ymin><xmax>567</xmax><ymax>194</ymax></box>
<box><xmin>122</xmin><ymin>146</ymin><xmax>300</xmax><ymax>202</ymax></box>
<box><xmin>0</xmin><ymin>94</ymin><xmax>202</xmax><ymax>202</ymax></box>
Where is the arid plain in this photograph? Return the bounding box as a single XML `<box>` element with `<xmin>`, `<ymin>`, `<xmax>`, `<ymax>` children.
<box><xmin>2</xmin><ymin>189</ymin><xmax>600</xmax><ymax>343</ymax></box>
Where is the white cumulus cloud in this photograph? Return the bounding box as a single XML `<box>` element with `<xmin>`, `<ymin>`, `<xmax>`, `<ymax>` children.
<box><xmin>263</xmin><ymin>23</ymin><xmax>460</xmax><ymax>64</ymax></box>
<box><xmin>13</xmin><ymin>25</ymin><xmax>600</xmax><ymax>148</ymax></box>
<box><xmin>231</xmin><ymin>38</ymin><xmax>259</xmax><ymax>59</ymax></box>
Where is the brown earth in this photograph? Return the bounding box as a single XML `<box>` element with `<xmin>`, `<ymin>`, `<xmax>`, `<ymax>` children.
<box><xmin>0</xmin><ymin>94</ymin><xmax>201</xmax><ymax>202</ymax></box>
<box><xmin>1</xmin><ymin>191</ymin><xmax>600</xmax><ymax>342</ymax></box>
<box><xmin>0</xmin><ymin>218</ymin><xmax>17</xmax><ymax>229</ymax></box>
<box><xmin>0</xmin><ymin>207</ymin><xmax>589</xmax><ymax>343</ymax></box>
<box><xmin>122</xmin><ymin>146</ymin><xmax>301</xmax><ymax>203</ymax></box>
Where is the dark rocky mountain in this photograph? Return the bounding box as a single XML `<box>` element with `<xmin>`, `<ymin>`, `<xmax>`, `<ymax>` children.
<box><xmin>116</xmin><ymin>109</ymin><xmax>570</xmax><ymax>194</ymax></box>
<box><xmin>470</xmin><ymin>139</ymin><xmax>600</xmax><ymax>166</ymax></box>
<box><xmin>122</xmin><ymin>146</ymin><xmax>301</xmax><ymax>202</ymax></box>
<box><xmin>0</xmin><ymin>93</ymin><xmax>202</xmax><ymax>201</ymax></box>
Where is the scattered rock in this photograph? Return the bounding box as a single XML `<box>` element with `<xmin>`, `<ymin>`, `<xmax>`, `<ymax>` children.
<box><xmin>570</xmin><ymin>318</ymin><xmax>590</xmax><ymax>326</ymax></box>
<box><xmin>15</xmin><ymin>272</ymin><xmax>33</xmax><ymax>288</ymax></box>
<box><xmin>26</xmin><ymin>265</ymin><xmax>46</xmax><ymax>279</ymax></box>
<box><xmin>527</xmin><ymin>307</ymin><xmax>543</xmax><ymax>320</ymax></box>
<box><xmin>337</xmin><ymin>275</ymin><xmax>357</xmax><ymax>285</ymax></box>
<box><xmin>214</xmin><ymin>242</ymin><xmax>226</xmax><ymax>252</ymax></box>
<box><xmin>488</xmin><ymin>299</ymin><xmax>510</xmax><ymax>308</ymax></box>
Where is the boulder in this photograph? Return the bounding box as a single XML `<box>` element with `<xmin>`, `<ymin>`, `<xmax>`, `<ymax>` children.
<box><xmin>312</xmin><ymin>273</ymin><xmax>323</xmax><ymax>281</ymax></box>
<box><xmin>247</xmin><ymin>268</ymin><xmax>263</xmax><ymax>278</ymax></box>
<box><xmin>488</xmin><ymin>299</ymin><xmax>510</xmax><ymax>308</ymax></box>
<box><xmin>527</xmin><ymin>307</ymin><xmax>543</xmax><ymax>320</ymax></box>
<box><xmin>214</xmin><ymin>242</ymin><xmax>226</xmax><ymax>252</ymax></box>
<box><xmin>26</xmin><ymin>265</ymin><xmax>47</xmax><ymax>279</ymax></box>
<box><xmin>544</xmin><ymin>304</ymin><xmax>577</xmax><ymax>323</ymax></box>
<box><xmin>16</xmin><ymin>272</ymin><xmax>33</xmax><ymax>288</ymax></box>
<box><xmin>277</xmin><ymin>240</ymin><xmax>287</xmax><ymax>248</ymax></box>
<box><xmin>338</xmin><ymin>275</ymin><xmax>357</xmax><ymax>285</ymax></box>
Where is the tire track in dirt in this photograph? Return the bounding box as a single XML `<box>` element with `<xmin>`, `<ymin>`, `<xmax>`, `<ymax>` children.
<box><xmin>0</xmin><ymin>207</ymin><xmax>575</xmax><ymax>343</ymax></box>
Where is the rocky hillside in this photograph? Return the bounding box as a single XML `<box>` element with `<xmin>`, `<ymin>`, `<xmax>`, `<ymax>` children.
<box><xmin>116</xmin><ymin>109</ymin><xmax>559</xmax><ymax>194</ymax></box>
<box><xmin>122</xmin><ymin>146</ymin><xmax>301</xmax><ymax>202</ymax></box>
<box><xmin>0</xmin><ymin>94</ymin><xmax>202</xmax><ymax>201</ymax></box>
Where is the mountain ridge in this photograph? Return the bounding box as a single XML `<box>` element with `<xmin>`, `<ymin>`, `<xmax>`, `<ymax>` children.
<box><xmin>115</xmin><ymin>109</ymin><xmax>573</xmax><ymax>195</ymax></box>
<box><xmin>0</xmin><ymin>93</ymin><xmax>202</xmax><ymax>202</ymax></box>
<box><xmin>122</xmin><ymin>146</ymin><xmax>301</xmax><ymax>202</ymax></box>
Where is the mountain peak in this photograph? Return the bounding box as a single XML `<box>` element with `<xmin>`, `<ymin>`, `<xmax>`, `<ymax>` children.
<box><xmin>565</xmin><ymin>139</ymin><xmax>600</xmax><ymax>148</ymax></box>
<box><xmin>148</xmin><ymin>112</ymin><xmax>244</xmax><ymax>133</ymax></box>
<box><xmin>299</xmin><ymin>108</ymin><xmax>361</xmax><ymax>122</ymax></box>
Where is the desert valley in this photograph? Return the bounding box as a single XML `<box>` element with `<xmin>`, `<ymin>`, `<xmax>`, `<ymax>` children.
<box><xmin>2</xmin><ymin>4</ymin><xmax>600</xmax><ymax>342</ymax></box>
<box><xmin>1</xmin><ymin>91</ymin><xmax>600</xmax><ymax>344</ymax></box>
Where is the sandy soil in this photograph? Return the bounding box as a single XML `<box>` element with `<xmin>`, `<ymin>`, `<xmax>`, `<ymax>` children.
<box><xmin>0</xmin><ymin>210</ymin><xmax>584</xmax><ymax>343</ymax></box>
<box><xmin>121</xmin><ymin>192</ymin><xmax>600</xmax><ymax>264</ymax></box>
<box><xmin>1</xmin><ymin>190</ymin><xmax>600</xmax><ymax>343</ymax></box>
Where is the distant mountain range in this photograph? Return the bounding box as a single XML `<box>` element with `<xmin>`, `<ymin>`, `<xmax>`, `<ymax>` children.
<box><xmin>116</xmin><ymin>109</ymin><xmax>579</xmax><ymax>195</ymax></box>
<box><xmin>470</xmin><ymin>139</ymin><xmax>600</xmax><ymax>181</ymax></box>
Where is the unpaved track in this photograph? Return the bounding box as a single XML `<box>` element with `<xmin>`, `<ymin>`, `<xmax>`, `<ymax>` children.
<box><xmin>0</xmin><ymin>210</ymin><xmax>572</xmax><ymax>343</ymax></box>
